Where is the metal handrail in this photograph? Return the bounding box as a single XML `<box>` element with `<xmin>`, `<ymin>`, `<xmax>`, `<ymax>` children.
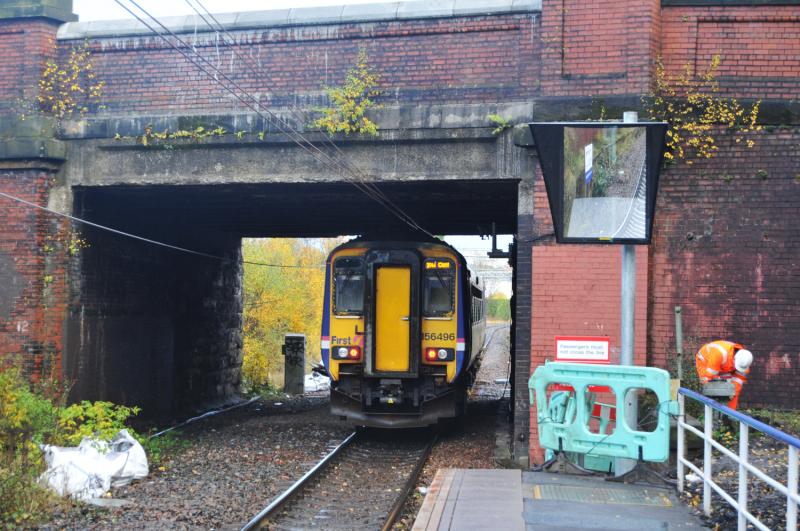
<box><xmin>677</xmin><ymin>387</ymin><xmax>800</xmax><ymax>531</ymax></box>
<box><xmin>680</xmin><ymin>388</ymin><xmax>800</xmax><ymax>449</ymax></box>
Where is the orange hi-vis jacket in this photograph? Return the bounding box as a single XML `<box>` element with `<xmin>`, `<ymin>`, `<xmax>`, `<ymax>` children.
<box><xmin>695</xmin><ymin>340</ymin><xmax>749</xmax><ymax>410</ymax></box>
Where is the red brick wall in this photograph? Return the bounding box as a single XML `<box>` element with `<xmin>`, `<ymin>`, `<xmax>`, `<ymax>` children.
<box><xmin>649</xmin><ymin>128</ymin><xmax>800</xmax><ymax>409</ymax></box>
<box><xmin>661</xmin><ymin>6</ymin><xmax>800</xmax><ymax>100</ymax></box>
<box><xmin>539</xmin><ymin>0</ymin><xmax>660</xmax><ymax>96</ymax></box>
<box><xmin>0</xmin><ymin>17</ymin><xmax>66</xmax><ymax>382</ymax></box>
<box><xmin>528</xmin><ymin>167</ymin><xmax>650</xmax><ymax>462</ymax></box>
<box><xmin>527</xmin><ymin>4</ymin><xmax>800</xmax><ymax>451</ymax></box>
<box><xmin>58</xmin><ymin>14</ymin><xmax>540</xmax><ymax>115</ymax></box>
<box><xmin>0</xmin><ymin>170</ymin><xmax>68</xmax><ymax>384</ymax></box>
<box><xmin>0</xmin><ymin>19</ymin><xmax>60</xmax><ymax>112</ymax></box>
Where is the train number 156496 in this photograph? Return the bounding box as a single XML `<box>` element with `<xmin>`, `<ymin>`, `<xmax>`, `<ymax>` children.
<box><xmin>423</xmin><ymin>332</ymin><xmax>455</xmax><ymax>341</ymax></box>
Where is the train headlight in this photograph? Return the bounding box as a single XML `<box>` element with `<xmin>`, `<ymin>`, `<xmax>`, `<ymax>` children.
<box><xmin>334</xmin><ymin>346</ymin><xmax>361</xmax><ymax>361</ymax></box>
<box><xmin>425</xmin><ymin>347</ymin><xmax>454</xmax><ymax>362</ymax></box>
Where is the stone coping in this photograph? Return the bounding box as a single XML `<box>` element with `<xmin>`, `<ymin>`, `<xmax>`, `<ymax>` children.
<box><xmin>0</xmin><ymin>0</ymin><xmax>76</xmax><ymax>23</ymax></box>
<box><xmin>53</xmin><ymin>96</ymin><xmax>800</xmax><ymax>142</ymax></box>
<box><xmin>58</xmin><ymin>101</ymin><xmax>538</xmax><ymax>140</ymax></box>
<box><xmin>57</xmin><ymin>0</ymin><xmax>540</xmax><ymax>40</ymax></box>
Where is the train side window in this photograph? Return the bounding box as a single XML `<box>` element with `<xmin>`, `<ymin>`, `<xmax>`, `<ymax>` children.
<box><xmin>423</xmin><ymin>259</ymin><xmax>454</xmax><ymax>316</ymax></box>
<box><xmin>333</xmin><ymin>257</ymin><xmax>364</xmax><ymax>315</ymax></box>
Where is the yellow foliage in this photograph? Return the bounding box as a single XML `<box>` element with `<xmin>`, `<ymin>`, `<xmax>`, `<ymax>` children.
<box><xmin>313</xmin><ymin>48</ymin><xmax>382</xmax><ymax>136</ymax></box>
<box><xmin>57</xmin><ymin>401</ymin><xmax>140</xmax><ymax>447</ymax></box>
<box><xmin>0</xmin><ymin>369</ymin><xmax>27</xmax><ymax>432</ymax></box>
<box><xmin>35</xmin><ymin>41</ymin><xmax>104</xmax><ymax>120</ymax></box>
<box><xmin>646</xmin><ymin>55</ymin><xmax>760</xmax><ymax>165</ymax></box>
<box><xmin>241</xmin><ymin>238</ymin><xmax>340</xmax><ymax>388</ymax></box>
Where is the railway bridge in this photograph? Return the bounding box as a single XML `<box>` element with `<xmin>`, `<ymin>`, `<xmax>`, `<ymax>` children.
<box><xmin>0</xmin><ymin>0</ymin><xmax>798</xmax><ymax>467</ymax></box>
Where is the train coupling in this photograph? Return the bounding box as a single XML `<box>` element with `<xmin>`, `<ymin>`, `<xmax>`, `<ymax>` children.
<box><xmin>377</xmin><ymin>379</ymin><xmax>404</xmax><ymax>405</ymax></box>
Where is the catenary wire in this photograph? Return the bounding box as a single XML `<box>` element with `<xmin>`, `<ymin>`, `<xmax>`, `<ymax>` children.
<box><xmin>175</xmin><ymin>0</ymin><xmax>431</xmax><ymax>236</ymax></box>
<box><xmin>112</xmin><ymin>1</ymin><xmax>395</xmax><ymax>228</ymax></box>
<box><xmin>182</xmin><ymin>0</ymin><xmax>428</xmax><ymax>235</ymax></box>
<box><xmin>0</xmin><ymin>191</ymin><xmax>323</xmax><ymax>270</ymax></box>
<box><xmin>114</xmin><ymin>0</ymin><xmax>369</xmax><ymax>197</ymax></box>
<box><xmin>115</xmin><ymin>0</ymin><xmax>433</xmax><ymax>237</ymax></box>
<box><xmin>181</xmin><ymin>1</ymin><xmax>391</xmax><ymax>190</ymax></box>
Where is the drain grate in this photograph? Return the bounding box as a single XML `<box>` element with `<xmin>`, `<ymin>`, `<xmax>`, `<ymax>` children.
<box><xmin>532</xmin><ymin>484</ymin><xmax>672</xmax><ymax>507</ymax></box>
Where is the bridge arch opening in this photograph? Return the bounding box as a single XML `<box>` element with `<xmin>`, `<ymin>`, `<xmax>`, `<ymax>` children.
<box><xmin>66</xmin><ymin>179</ymin><xmax>521</xmax><ymax>419</ymax></box>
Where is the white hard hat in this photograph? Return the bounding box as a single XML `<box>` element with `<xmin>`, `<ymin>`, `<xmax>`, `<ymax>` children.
<box><xmin>734</xmin><ymin>349</ymin><xmax>753</xmax><ymax>372</ymax></box>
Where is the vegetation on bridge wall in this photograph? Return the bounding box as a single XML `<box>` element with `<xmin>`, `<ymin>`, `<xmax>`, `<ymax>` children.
<box><xmin>313</xmin><ymin>48</ymin><xmax>382</xmax><ymax>137</ymax></box>
<box><xmin>646</xmin><ymin>55</ymin><xmax>761</xmax><ymax>164</ymax></box>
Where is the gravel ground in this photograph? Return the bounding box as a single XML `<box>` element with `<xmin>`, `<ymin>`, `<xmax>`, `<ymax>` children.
<box><xmin>41</xmin><ymin>394</ymin><xmax>352</xmax><ymax>530</ymax></box>
<box><xmin>392</xmin><ymin>323</ymin><xmax>512</xmax><ymax>530</ymax></box>
<box><xmin>681</xmin><ymin>432</ymin><xmax>796</xmax><ymax>530</ymax></box>
<box><xmin>40</xmin><ymin>324</ymin><xmax>512</xmax><ymax>530</ymax></box>
<box><xmin>264</xmin><ymin>432</ymin><xmax>431</xmax><ymax>529</ymax></box>
<box><xmin>472</xmin><ymin>324</ymin><xmax>512</xmax><ymax>400</ymax></box>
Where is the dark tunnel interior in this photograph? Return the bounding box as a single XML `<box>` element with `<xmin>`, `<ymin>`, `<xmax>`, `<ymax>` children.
<box><xmin>65</xmin><ymin>180</ymin><xmax>520</xmax><ymax>417</ymax></box>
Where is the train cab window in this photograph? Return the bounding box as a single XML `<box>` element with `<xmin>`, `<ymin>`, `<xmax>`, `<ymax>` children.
<box><xmin>333</xmin><ymin>257</ymin><xmax>364</xmax><ymax>314</ymax></box>
<box><xmin>423</xmin><ymin>259</ymin><xmax>454</xmax><ymax>316</ymax></box>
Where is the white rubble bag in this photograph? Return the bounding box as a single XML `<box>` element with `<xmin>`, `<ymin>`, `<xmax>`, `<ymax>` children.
<box><xmin>304</xmin><ymin>372</ymin><xmax>330</xmax><ymax>392</ymax></box>
<box><xmin>39</xmin><ymin>429</ymin><xmax>149</xmax><ymax>500</ymax></box>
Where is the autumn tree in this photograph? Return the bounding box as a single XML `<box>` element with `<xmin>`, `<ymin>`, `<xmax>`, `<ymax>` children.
<box><xmin>487</xmin><ymin>292</ymin><xmax>511</xmax><ymax>322</ymax></box>
<box><xmin>241</xmin><ymin>238</ymin><xmax>341</xmax><ymax>390</ymax></box>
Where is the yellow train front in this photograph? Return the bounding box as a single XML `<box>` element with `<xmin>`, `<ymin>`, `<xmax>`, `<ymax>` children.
<box><xmin>321</xmin><ymin>237</ymin><xmax>486</xmax><ymax>428</ymax></box>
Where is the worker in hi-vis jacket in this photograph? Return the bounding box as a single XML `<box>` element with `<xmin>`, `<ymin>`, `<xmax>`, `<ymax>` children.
<box><xmin>695</xmin><ymin>340</ymin><xmax>753</xmax><ymax>410</ymax></box>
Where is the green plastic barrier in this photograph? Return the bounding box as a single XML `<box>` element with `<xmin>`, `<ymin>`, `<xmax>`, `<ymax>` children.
<box><xmin>529</xmin><ymin>361</ymin><xmax>678</xmax><ymax>462</ymax></box>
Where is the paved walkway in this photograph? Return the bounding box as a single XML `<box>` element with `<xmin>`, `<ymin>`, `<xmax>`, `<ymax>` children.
<box><xmin>413</xmin><ymin>469</ymin><xmax>706</xmax><ymax>530</ymax></box>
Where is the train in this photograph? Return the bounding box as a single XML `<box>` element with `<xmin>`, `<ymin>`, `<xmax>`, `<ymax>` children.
<box><xmin>320</xmin><ymin>236</ymin><xmax>486</xmax><ymax>428</ymax></box>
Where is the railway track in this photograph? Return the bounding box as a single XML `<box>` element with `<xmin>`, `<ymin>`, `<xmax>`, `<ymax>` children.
<box><xmin>242</xmin><ymin>430</ymin><xmax>435</xmax><ymax>530</ymax></box>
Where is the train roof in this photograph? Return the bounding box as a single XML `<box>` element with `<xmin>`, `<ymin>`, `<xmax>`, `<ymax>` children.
<box><xmin>328</xmin><ymin>233</ymin><xmax>469</xmax><ymax>272</ymax></box>
<box><xmin>327</xmin><ymin>235</ymin><xmax>489</xmax><ymax>292</ymax></box>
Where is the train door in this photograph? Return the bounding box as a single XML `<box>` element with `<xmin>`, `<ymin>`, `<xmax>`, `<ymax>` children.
<box><xmin>365</xmin><ymin>250</ymin><xmax>420</xmax><ymax>377</ymax></box>
<box><xmin>375</xmin><ymin>266</ymin><xmax>410</xmax><ymax>372</ymax></box>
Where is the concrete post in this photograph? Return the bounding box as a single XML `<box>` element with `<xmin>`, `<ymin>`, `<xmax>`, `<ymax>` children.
<box><xmin>282</xmin><ymin>334</ymin><xmax>306</xmax><ymax>395</ymax></box>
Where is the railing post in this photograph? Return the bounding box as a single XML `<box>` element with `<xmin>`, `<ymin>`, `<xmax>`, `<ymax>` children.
<box><xmin>703</xmin><ymin>403</ymin><xmax>713</xmax><ymax>517</ymax></box>
<box><xmin>677</xmin><ymin>393</ymin><xmax>685</xmax><ymax>493</ymax></box>
<box><xmin>737</xmin><ymin>422</ymin><xmax>748</xmax><ymax>531</ymax></box>
<box><xmin>789</xmin><ymin>445</ymin><xmax>798</xmax><ymax>530</ymax></box>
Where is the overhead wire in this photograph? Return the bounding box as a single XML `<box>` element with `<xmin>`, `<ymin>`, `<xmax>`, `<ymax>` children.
<box><xmin>182</xmin><ymin>0</ymin><xmax>428</xmax><ymax>235</ymax></box>
<box><xmin>0</xmin><ymin>3</ymin><xmax>475</xmax><ymax>270</ymax></box>
<box><xmin>112</xmin><ymin>1</ymin><xmax>355</xmax><ymax>188</ymax></box>
<box><xmin>0</xmin><ymin>191</ymin><xmax>323</xmax><ymax>270</ymax></box>
<box><xmin>113</xmin><ymin>0</ymin><xmax>433</xmax><ymax>237</ymax></box>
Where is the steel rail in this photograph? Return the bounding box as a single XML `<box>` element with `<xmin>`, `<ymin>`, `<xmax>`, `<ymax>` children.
<box><xmin>381</xmin><ymin>433</ymin><xmax>438</xmax><ymax>531</ymax></box>
<box><xmin>240</xmin><ymin>430</ymin><xmax>359</xmax><ymax>531</ymax></box>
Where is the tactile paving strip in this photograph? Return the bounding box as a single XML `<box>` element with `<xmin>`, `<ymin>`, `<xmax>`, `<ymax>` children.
<box><xmin>532</xmin><ymin>484</ymin><xmax>672</xmax><ymax>507</ymax></box>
